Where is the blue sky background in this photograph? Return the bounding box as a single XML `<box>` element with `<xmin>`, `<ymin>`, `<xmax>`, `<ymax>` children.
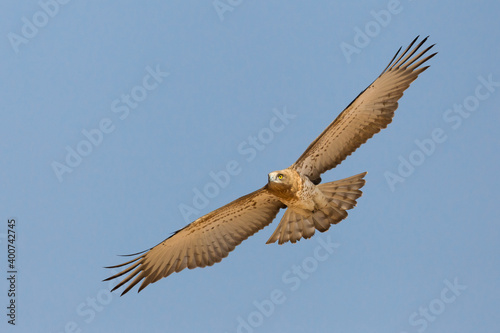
<box><xmin>1</xmin><ymin>1</ymin><xmax>499</xmax><ymax>332</ymax></box>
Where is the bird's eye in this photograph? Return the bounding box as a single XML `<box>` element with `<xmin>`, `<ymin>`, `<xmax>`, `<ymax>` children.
<box><xmin>278</xmin><ymin>174</ymin><xmax>283</xmax><ymax>180</ymax></box>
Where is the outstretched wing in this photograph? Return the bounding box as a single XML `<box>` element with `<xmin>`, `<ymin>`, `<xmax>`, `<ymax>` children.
<box><xmin>292</xmin><ymin>36</ymin><xmax>437</xmax><ymax>183</ymax></box>
<box><xmin>104</xmin><ymin>187</ymin><xmax>284</xmax><ymax>295</ymax></box>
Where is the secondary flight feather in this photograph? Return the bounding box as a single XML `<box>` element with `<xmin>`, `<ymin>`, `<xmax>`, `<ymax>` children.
<box><xmin>105</xmin><ymin>36</ymin><xmax>436</xmax><ymax>295</ymax></box>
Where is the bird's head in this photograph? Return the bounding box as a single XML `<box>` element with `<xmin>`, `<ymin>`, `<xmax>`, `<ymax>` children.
<box><xmin>268</xmin><ymin>170</ymin><xmax>287</xmax><ymax>184</ymax></box>
<box><xmin>267</xmin><ymin>169</ymin><xmax>297</xmax><ymax>196</ymax></box>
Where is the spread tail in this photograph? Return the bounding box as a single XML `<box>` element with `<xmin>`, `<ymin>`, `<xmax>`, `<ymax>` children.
<box><xmin>266</xmin><ymin>172</ymin><xmax>367</xmax><ymax>245</ymax></box>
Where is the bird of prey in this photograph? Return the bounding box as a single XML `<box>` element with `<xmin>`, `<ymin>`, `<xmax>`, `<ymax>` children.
<box><xmin>105</xmin><ymin>36</ymin><xmax>436</xmax><ymax>295</ymax></box>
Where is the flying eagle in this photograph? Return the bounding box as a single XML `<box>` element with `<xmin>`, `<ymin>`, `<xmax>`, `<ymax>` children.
<box><xmin>105</xmin><ymin>36</ymin><xmax>436</xmax><ymax>295</ymax></box>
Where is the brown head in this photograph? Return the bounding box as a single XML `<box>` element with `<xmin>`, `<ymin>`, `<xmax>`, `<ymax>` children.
<box><xmin>267</xmin><ymin>168</ymin><xmax>301</xmax><ymax>200</ymax></box>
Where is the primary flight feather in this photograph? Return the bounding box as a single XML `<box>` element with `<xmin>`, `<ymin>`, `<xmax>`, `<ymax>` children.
<box><xmin>105</xmin><ymin>36</ymin><xmax>436</xmax><ymax>295</ymax></box>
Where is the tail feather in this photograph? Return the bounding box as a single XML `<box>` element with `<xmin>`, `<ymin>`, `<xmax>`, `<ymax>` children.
<box><xmin>312</xmin><ymin>211</ymin><xmax>330</xmax><ymax>232</ymax></box>
<box><xmin>266</xmin><ymin>172</ymin><xmax>367</xmax><ymax>245</ymax></box>
<box><xmin>301</xmin><ymin>215</ymin><xmax>316</xmax><ymax>239</ymax></box>
<box><xmin>287</xmin><ymin>212</ymin><xmax>299</xmax><ymax>242</ymax></box>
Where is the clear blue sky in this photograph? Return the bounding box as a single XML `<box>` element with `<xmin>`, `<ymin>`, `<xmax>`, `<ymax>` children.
<box><xmin>1</xmin><ymin>1</ymin><xmax>499</xmax><ymax>332</ymax></box>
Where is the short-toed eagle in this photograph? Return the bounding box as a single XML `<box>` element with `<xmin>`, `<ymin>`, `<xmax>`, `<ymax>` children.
<box><xmin>105</xmin><ymin>36</ymin><xmax>436</xmax><ymax>295</ymax></box>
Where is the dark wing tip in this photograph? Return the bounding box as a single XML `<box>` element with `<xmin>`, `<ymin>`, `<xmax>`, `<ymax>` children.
<box><xmin>138</xmin><ymin>283</ymin><xmax>148</xmax><ymax>293</ymax></box>
<box><xmin>117</xmin><ymin>248</ymin><xmax>150</xmax><ymax>257</ymax></box>
<box><xmin>381</xmin><ymin>35</ymin><xmax>436</xmax><ymax>75</ymax></box>
<box><xmin>104</xmin><ymin>255</ymin><xmax>143</xmax><ymax>269</ymax></box>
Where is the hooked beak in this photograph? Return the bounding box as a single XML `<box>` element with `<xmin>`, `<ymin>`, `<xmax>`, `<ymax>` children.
<box><xmin>268</xmin><ymin>173</ymin><xmax>276</xmax><ymax>183</ymax></box>
<box><xmin>268</xmin><ymin>172</ymin><xmax>281</xmax><ymax>183</ymax></box>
